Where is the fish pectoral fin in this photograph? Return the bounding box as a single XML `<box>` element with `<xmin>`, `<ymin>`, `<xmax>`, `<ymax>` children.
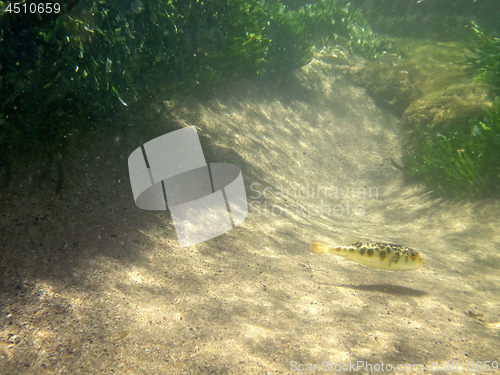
<box><xmin>390</xmin><ymin>253</ymin><xmax>400</xmax><ymax>265</ymax></box>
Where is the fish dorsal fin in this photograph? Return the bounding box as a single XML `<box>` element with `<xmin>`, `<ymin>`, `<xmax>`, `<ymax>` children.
<box><xmin>342</xmin><ymin>232</ymin><xmax>359</xmax><ymax>246</ymax></box>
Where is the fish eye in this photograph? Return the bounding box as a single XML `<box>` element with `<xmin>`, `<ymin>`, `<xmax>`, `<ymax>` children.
<box><xmin>410</xmin><ymin>251</ymin><xmax>418</xmax><ymax>259</ymax></box>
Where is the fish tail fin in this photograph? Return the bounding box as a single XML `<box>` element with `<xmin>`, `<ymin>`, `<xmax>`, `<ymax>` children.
<box><xmin>311</xmin><ymin>241</ymin><xmax>332</xmax><ymax>254</ymax></box>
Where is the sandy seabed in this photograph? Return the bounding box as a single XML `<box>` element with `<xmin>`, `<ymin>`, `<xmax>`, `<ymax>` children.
<box><xmin>1</xmin><ymin>48</ymin><xmax>500</xmax><ymax>374</ymax></box>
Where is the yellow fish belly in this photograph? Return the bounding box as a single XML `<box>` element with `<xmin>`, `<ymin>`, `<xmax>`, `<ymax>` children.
<box><xmin>311</xmin><ymin>241</ymin><xmax>424</xmax><ymax>271</ymax></box>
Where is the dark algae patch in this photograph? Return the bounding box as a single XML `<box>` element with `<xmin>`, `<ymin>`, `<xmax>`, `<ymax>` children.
<box><xmin>0</xmin><ymin>0</ymin><xmax>386</xmax><ymax>193</ymax></box>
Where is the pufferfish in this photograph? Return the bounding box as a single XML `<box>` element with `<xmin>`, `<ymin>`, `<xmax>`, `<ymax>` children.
<box><xmin>311</xmin><ymin>239</ymin><xmax>424</xmax><ymax>271</ymax></box>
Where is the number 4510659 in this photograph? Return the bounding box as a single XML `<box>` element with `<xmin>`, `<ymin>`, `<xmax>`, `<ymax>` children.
<box><xmin>5</xmin><ymin>2</ymin><xmax>62</xmax><ymax>14</ymax></box>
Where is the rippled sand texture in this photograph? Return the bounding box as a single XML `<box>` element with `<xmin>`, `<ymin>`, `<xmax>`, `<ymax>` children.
<box><xmin>1</xmin><ymin>47</ymin><xmax>500</xmax><ymax>374</ymax></box>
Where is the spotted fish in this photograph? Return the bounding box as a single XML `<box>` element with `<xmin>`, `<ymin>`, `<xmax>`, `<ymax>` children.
<box><xmin>311</xmin><ymin>240</ymin><xmax>424</xmax><ymax>271</ymax></box>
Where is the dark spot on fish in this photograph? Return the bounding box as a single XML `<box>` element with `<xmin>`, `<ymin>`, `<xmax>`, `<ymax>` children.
<box><xmin>367</xmin><ymin>248</ymin><xmax>374</xmax><ymax>257</ymax></box>
<box><xmin>349</xmin><ymin>247</ymin><xmax>354</xmax><ymax>252</ymax></box>
<box><xmin>379</xmin><ymin>251</ymin><xmax>386</xmax><ymax>260</ymax></box>
<box><xmin>359</xmin><ymin>247</ymin><xmax>366</xmax><ymax>255</ymax></box>
<box><xmin>386</xmin><ymin>248</ymin><xmax>391</xmax><ymax>254</ymax></box>
<box><xmin>404</xmin><ymin>256</ymin><xmax>409</xmax><ymax>263</ymax></box>
<box><xmin>335</xmin><ymin>247</ymin><xmax>341</xmax><ymax>252</ymax></box>
<box><xmin>354</xmin><ymin>242</ymin><xmax>362</xmax><ymax>247</ymax></box>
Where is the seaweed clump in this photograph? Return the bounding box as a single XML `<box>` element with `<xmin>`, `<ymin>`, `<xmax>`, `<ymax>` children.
<box><xmin>465</xmin><ymin>21</ymin><xmax>500</xmax><ymax>95</ymax></box>
<box><xmin>0</xmin><ymin>0</ymin><xmax>385</xmax><ymax>151</ymax></box>
<box><xmin>400</xmin><ymin>97</ymin><xmax>500</xmax><ymax>198</ymax></box>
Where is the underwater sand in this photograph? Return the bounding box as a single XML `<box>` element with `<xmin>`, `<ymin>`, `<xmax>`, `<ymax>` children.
<box><xmin>1</xmin><ymin>48</ymin><xmax>500</xmax><ymax>374</ymax></box>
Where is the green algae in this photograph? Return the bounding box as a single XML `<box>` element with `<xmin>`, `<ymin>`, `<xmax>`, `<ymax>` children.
<box><xmin>465</xmin><ymin>21</ymin><xmax>500</xmax><ymax>95</ymax></box>
<box><xmin>399</xmin><ymin>97</ymin><xmax>500</xmax><ymax>198</ymax></box>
